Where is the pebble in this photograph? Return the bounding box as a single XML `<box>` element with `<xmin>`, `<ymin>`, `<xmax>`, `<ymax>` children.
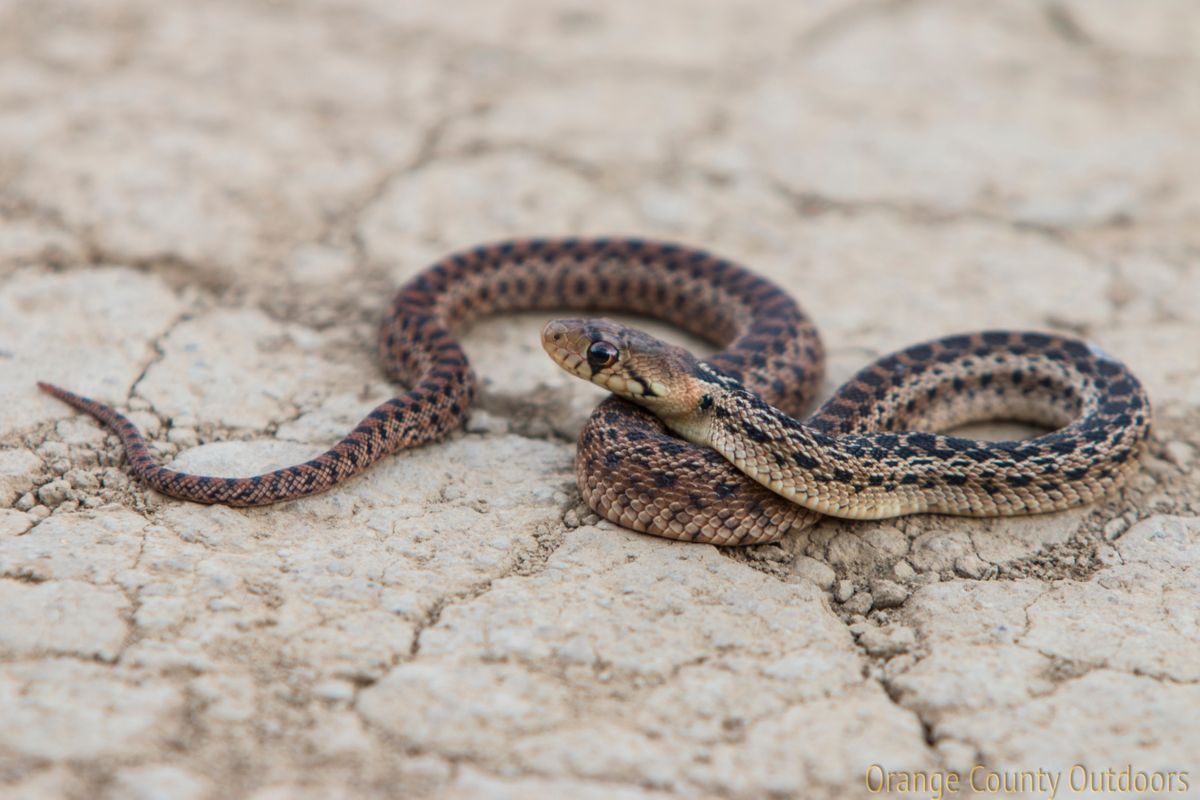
<box><xmin>892</xmin><ymin>560</ymin><xmax>916</xmax><ymax>582</ymax></box>
<box><xmin>0</xmin><ymin>448</ymin><xmax>42</xmax><ymax>506</ymax></box>
<box><xmin>167</xmin><ymin>427</ymin><xmax>200</xmax><ymax>448</ymax></box>
<box><xmin>1164</xmin><ymin>441</ymin><xmax>1194</xmax><ymax>469</ymax></box>
<box><xmin>870</xmin><ymin>579</ymin><xmax>909</xmax><ymax>609</ymax></box>
<box><xmin>843</xmin><ymin>592</ymin><xmax>873</xmax><ymax>616</ymax></box>
<box><xmin>66</xmin><ymin>469</ymin><xmax>99</xmax><ymax>492</ymax></box>
<box><xmin>847</xmin><ymin>621</ymin><xmax>872</xmax><ymax>637</ymax></box>
<box><xmin>37</xmin><ymin>479</ymin><xmax>74</xmax><ymax>507</ymax></box>
<box><xmin>834</xmin><ymin>579</ymin><xmax>855</xmax><ymax>603</ymax></box>
<box><xmin>14</xmin><ymin>492</ymin><xmax>36</xmax><ymax>512</ymax></box>
<box><xmin>36</xmin><ymin>442</ymin><xmax>69</xmax><ymax>463</ymax></box>
<box><xmin>954</xmin><ymin>554</ymin><xmax>991</xmax><ymax>579</ymax></box>
<box><xmin>858</xmin><ymin>624</ymin><xmax>916</xmax><ymax>657</ymax></box>
<box><xmin>465</xmin><ymin>410</ymin><xmax>510</xmax><ymax>435</ymax></box>
<box><xmin>792</xmin><ymin>555</ymin><xmax>836</xmax><ymax>590</ymax></box>
<box><xmin>1103</xmin><ymin>517</ymin><xmax>1127</xmax><ymax>540</ymax></box>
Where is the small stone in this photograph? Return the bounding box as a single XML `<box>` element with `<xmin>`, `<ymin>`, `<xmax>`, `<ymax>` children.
<box><xmin>27</xmin><ymin>506</ymin><xmax>51</xmax><ymax>521</ymax></box>
<box><xmin>858</xmin><ymin>624</ymin><xmax>916</xmax><ymax>657</ymax></box>
<box><xmin>167</xmin><ymin>427</ymin><xmax>199</xmax><ymax>448</ymax></box>
<box><xmin>871</xmin><ymin>579</ymin><xmax>909</xmax><ymax>609</ymax></box>
<box><xmin>1164</xmin><ymin>441</ymin><xmax>1194</xmax><ymax>468</ymax></box>
<box><xmin>752</xmin><ymin>544</ymin><xmax>789</xmax><ymax>563</ymax></box>
<box><xmin>65</xmin><ymin>469</ymin><xmax>99</xmax><ymax>493</ymax></box>
<box><xmin>0</xmin><ymin>448</ymin><xmax>41</xmax><ymax>507</ymax></box>
<box><xmin>72</xmin><ymin>449</ymin><xmax>99</xmax><ymax>467</ymax></box>
<box><xmin>36</xmin><ymin>441</ymin><xmax>69</xmax><ymax>463</ymax></box>
<box><xmin>834</xmin><ymin>579</ymin><xmax>855</xmax><ymax>603</ymax></box>
<box><xmin>954</xmin><ymin>554</ymin><xmax>990</xmax><ymax>579</ymax></box>
<box><xmin>1103</xmin><ymin>517</ymin><xmax>1127</xmax><ymax>540</ymax></box>
<box><xmin>465</xmin><ymin>410</ymin><xmax>510</xmax><ymax>435</ymax></box>
<box><xmin>843</xmin><ymin>591</ymin><xmax>873</xmax><ymax>616</ymax></box>
<box><xmin>37</xmin><ymin>479</ymin><xmax>74</xmax><ymax>507</ymax></box>
<box><xmin>14</xmin><ymin>492</ymin><xmax>36</xmax><ymax>512</ymax></box>
<box><xmin>792</xmin><ymin>556</ymin><xmax>835</xmax><ymax>590</ymax></box>
<box><xmin>563</xmin><ymin>508</ymin><xmax>581</xmax><ymax>528</ymax></box>
<box><xmin>101</xmin><ymin>469</ymin><xmax>130</xmax><ymax>491</ymax></box>
<box><xmin>847</xmin><ymin>621</ymin><xmax>871</xmax><ymax>636</ymax></box>
<box><xmin>892</xmin><ymin>560</ymin><xmax>916</xmax><ymax>582</ymax></box>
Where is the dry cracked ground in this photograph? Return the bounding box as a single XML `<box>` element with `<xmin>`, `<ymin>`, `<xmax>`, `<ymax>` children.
<box><xmin>1</xmin><ymin>1</ymin><xmax>1199</xmax><ymax>799</ymax></box>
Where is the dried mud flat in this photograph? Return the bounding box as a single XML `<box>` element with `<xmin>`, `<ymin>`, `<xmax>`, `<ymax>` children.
<box><xmin>1</xmin><ymin>1</ymin><xmax>1199</xmax><ymax>798</ymax></box>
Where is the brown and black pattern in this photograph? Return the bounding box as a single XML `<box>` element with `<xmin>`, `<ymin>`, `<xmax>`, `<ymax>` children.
<box><xmin>38</xmin><ymin>238</ymin><xmax>824</xmax><ymax>544</ymax></box>
<box><xmin>700</xmin><ymin>331</ymin><xmax>1151</xmax><ymax>519</ymax></box>
<box><xmin>546</xmin><ymin>317</ymin><xmax>1150</xmax><ymax>538</ymax></box>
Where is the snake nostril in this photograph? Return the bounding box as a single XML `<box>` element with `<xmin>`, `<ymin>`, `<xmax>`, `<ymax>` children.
<box><xmin>542</xmin><ymin>321</ymin><xmax>569</xmax><ymax>343</ymax></box>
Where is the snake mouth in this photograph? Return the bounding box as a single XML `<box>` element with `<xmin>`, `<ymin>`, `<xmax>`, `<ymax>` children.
<box><xmin>543</xmin><ymin>341</ymin><xmax>593</xmax><ymax>380</ymax></box>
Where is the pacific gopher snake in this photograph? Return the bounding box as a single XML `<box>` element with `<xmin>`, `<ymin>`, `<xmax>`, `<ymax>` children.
<box><xmin>39</xmin><ymin>237</ymin><xmax>1150</xmax><ymax>545</ymax></box>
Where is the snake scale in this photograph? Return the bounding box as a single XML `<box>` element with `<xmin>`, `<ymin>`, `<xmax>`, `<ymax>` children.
<box><xmin>39</xmin><ymin>237</ymin><xmax>1151</xmax><ymax>545</ymax></box>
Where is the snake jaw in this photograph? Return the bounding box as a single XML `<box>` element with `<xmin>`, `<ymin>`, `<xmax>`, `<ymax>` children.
<box><xmin>543</xmin><ymin>338</ymin><xmax>645</xmax><ymax>395</ymax></box>
<box><xmin>544</xmin><ymin>341</ymin><xmax>593</xmax><ymax>380</ymax></box>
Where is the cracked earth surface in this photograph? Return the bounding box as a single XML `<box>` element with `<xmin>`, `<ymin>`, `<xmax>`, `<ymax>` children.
<box><xmin>1</xmin><ymin>1</ymin><xmax>1199</xmax><ymax>798</ymax></box>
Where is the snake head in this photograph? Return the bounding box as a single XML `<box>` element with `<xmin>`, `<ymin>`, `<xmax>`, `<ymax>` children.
<box><xmin>541</xmin><ymin>318</ymin><xmax>706</xmax><ymax>420</ymax></box>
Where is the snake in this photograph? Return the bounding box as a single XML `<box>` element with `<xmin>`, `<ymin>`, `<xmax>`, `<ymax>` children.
<box><xmin>37</xmin><ymin>237</ymin><xmax>1151</xmax><ymax>546</ymax></box>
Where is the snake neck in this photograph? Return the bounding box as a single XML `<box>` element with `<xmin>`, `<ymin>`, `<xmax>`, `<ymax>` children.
<box><xmin>653</xmin><ymin>361</ymin><xmax>810</xmax><ymax>453</ymax></box>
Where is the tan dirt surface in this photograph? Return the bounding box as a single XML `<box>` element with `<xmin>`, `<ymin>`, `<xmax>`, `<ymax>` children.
<box><xmin>1</xmin><ymin>1</ymin><xmax>1198</xmax><ymax>798</ymax></box>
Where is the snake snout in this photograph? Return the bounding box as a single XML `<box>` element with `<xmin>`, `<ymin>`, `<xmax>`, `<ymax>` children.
<box><xmin>541</xmin><ymin>319</ymin><xmax>592</xmax><ymax>378</ymax></box>
<box><xmin>541</xmin><ymin>319</ymin><xmax>571</xmax><ymax>345</ymax></box>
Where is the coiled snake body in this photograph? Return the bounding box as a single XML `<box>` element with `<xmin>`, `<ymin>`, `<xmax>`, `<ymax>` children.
<box><xmin>39</xmin><ymin>238</ymin><xmax>1150</xmax><ymax>545</ymax></box>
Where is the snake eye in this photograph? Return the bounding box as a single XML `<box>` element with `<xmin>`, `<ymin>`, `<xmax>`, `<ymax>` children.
<box><xmin>586</xmin><ymin>340</ymin><xmax>620</xmax><ymax>370</ymax></box>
